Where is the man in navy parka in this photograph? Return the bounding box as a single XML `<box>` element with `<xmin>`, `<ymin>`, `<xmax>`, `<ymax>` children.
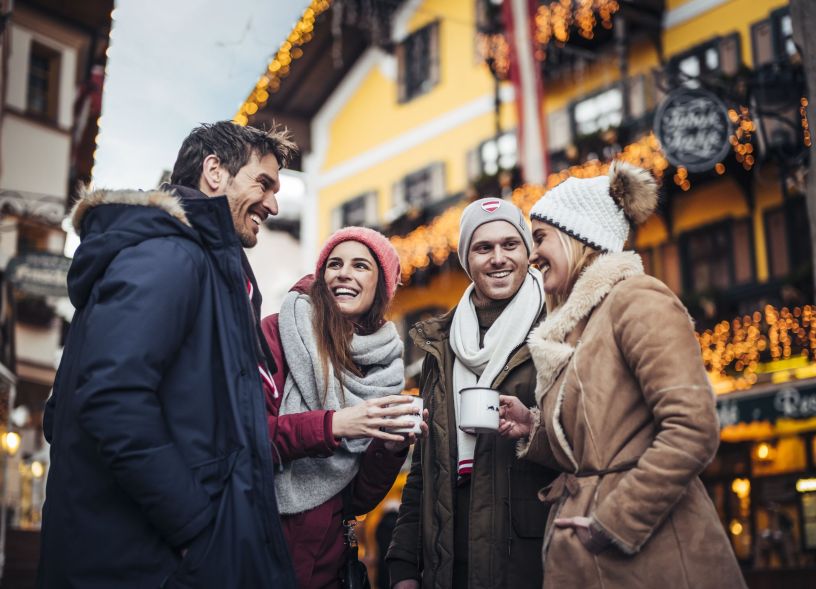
<box><xmin>38</xmin><ymin>122</ymin><xmax>298</xmax><ymax>588</ymax></box>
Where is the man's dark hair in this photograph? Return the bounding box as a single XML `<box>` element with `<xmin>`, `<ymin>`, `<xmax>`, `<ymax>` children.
<box><xmin>170</xmin><ymin>121</ymin><xmax>297</xmax><ymax>188</ymax></box>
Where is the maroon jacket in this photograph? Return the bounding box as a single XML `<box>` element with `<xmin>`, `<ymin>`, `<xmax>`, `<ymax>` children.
<box><xmin>261</xmin><ymin>277</ymin><xmax>407</xmax><ymax>589</ymax></box>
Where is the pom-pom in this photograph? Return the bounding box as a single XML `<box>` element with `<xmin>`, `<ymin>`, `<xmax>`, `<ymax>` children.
<box><xmin>608</xmin><ymin>161</ymin><xmax>658</xmax><ymax>224</ymax></box>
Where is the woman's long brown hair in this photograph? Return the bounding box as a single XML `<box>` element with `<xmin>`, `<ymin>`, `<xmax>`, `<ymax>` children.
<box><xmin>309</xmin><ymin>244</ymin><xmax>389</xmax><ymax>402</ymax></box>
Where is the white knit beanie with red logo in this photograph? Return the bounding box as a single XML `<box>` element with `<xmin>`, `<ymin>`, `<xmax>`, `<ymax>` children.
<box><xmin>457</xmin><ymin>197</ymin><xmax>532</xmax><ymax>278</ymax></box>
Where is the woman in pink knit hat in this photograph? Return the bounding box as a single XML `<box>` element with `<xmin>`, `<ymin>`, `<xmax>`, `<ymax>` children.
<box><xmin>261</xmin><ymin>226</ymin><xmax>426</xmax><ymax>589</ymax></box>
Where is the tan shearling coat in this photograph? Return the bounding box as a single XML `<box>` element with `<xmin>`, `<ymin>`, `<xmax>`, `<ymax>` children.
<box><xmin>519</xmin><ymin>252</ymin><xmax>746</xmax><ymax>589</ymax></box>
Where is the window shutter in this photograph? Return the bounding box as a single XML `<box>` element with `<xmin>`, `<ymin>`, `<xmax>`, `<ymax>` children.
<box><xmin>661</xmin><ymin>242</ymin><xmax>682</xmax><ymax>294</ymax></box>
<box><xmin>430</xmin><ymin>161</ymin><xmax>446</xmax><ymax>202</ymax></box>
<box><xmin>752</xmin><ymin>19</ymin><xmax>774</xmax><ymax>66</ymax></box>
<box><xmin>331</xmin><ymin>206</ymin><xmax>343</xmax><ymax>232</ymax></box>
<box><xmin>547</xmin><ymin>108</ymin><xmax>571</xmax><ymax>152</ymax></box>
<box><xmin>364</xmin><ymin>192</ymin><xmax>378</xmax><ymax>226</ymax></box>
<box><xmin>396</xmin><ymin>41</ymin><xmax>407</xmax><ymax>102</ymax></box>
<box><xmin>732</xmin><ymin>218</ymin><xmax>754</xmax><ymax>283</ymax></box>
<box><xmin>765</xmin><ymin>208</ymin><xmax>789</xmax><ymax>278</ymax></box>
<box><xmin>466</xmin><ymin>148</ymin><xmax>481</xmax><ymax>182</ymax></box>
<box><xmin>392</xmin><ymin>178</ymin><xmax>406</xmax><ymax>211</ymax></box>
<box><xmin>628</xmin><ymin>75</ymin><xmax>646</xmax><ymax>118</ymax></box>
<box><xmin>429</xmin><ymin>22</ymin><xmax>441</xmax><ymax>88</ymax></box>
<box><xmin>719</xmin><ymin>34</ymin><xmax>740</xmax><ymax>76</ymax></box>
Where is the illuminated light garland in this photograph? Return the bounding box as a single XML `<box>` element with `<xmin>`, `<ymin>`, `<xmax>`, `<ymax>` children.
<box><xmin>534</xmin><ymin>0</ymin><xmax>619</xmax><ymax>59</ymax></box>
<box><xmin>801</xmin><ymin>97</ymin><xmax>812</xmax><ymax>148</ymax></box>
<box><xmin>391</xmin><ymin>133</ymin><xmax>668</xmax><ymax>282</ymax></box>
<box><xmin>512</xmin><ymin>132</ymin><xmax>669</xmax><ymax>215</ymax></box>
<box><xmin>673</xmin><ymin>165</ymin><xmax>691</xmax><ymax>192</ymax></box>
<box><xmin>476</xmin><ymin>32</ymin><xmax>510</xmax><ymax>78</ymax></box>
<box><xmin>728</xmin><ymin>106</ymin><xmax>755</xmax><ymax>171</ymax></box>
<box><xmin>234</xmin><ymin>0</ymin><xmax>331</xmax><ymax>126</ymax></box>
<box><xmin>697</xmin><ymin>305</ymin><xmax>816</xmax><ymax>392</ymax></box>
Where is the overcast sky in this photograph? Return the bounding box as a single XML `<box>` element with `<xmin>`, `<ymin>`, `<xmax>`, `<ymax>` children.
<box><xmin>92</xmin><ymin>0</ymin><xmax>311</xmax><ymax>190</ymax></box>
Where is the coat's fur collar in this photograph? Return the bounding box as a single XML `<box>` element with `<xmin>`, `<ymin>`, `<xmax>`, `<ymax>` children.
<box><xmin>71</xmin><ymin>188</ymin><xmax>191</xmax><ymax>233</ymax></box>
<box><xmin>527</xmin><ymin>251</ymin><xmax>643</xmax><ymax>404</ymax></box>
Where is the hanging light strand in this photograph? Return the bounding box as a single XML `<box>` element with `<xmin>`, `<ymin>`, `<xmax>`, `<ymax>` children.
<box><xmin>234</xmin><ymin>0</ymin><xmax>331</xmax><ymax>126</ymax></box>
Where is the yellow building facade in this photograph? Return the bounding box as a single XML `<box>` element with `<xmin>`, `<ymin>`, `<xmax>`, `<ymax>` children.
<box><xmin>239</xmin><ymin>0</ymin><xmax>815</xmax><ymax>584</ymax></box>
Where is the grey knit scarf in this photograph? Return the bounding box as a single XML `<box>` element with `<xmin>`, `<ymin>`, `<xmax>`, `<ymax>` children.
<box><xmin>274</xmin><ymin>291</ymin><xmax>405</xmax><ymax>514</ymax></box>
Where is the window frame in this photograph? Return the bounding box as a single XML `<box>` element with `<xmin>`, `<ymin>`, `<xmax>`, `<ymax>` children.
<box><xmin>678</xmin><ymin>217</ymin><xmax>755</xmax><ymax>295</ymax></box>
<box><xmin>26</xmin><ymin>40</ymin><xmax>62</xmax><ymax>123</ymax></box>
<box><xmin>397</xmin><ymin>21</ymin><xmax>441</xmax><ymax>103</ymax></box>
<box><xmin>331</xmin><ymin>191</ymin><xmax>378</xmax><ymax>231</ymax></box>
<box><xmin>569</xmin><ymin>83</ymin><xmax>624</xmax><ymax>139</ymax></box>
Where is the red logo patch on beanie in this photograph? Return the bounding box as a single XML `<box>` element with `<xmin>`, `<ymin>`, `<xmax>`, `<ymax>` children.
<box><xmin>481</xmin><ymin>199</ymin><xmax>502</xmax><ymax>213</ymax></box>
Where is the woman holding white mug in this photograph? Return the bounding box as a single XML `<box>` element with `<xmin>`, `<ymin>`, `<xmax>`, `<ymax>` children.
<box><xmin>499</xmin><ymin>162</ymin><xmax>745</xmax><ymax>589</ymax></box>
<box><xmin>261</xmin><ymin>226</ymin><xmax>427</xmax><ymax>588</ymax></box>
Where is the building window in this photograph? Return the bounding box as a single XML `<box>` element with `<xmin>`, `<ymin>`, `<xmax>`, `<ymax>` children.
<box><xmin>764</xmin><ymin>196</ymin><xmax>810</xmax><ymax>279</ymax></box>
<box><xmin>752</xmin><ymin>7</ymin><xmax>799</xmax><ymax>66</ymax></box>
<box><xmin>397</xmin><ymin>22</ymin><xmax>440</xmax><ymax>102</ymax></box>
<box><xmin>27</xmin><ymin>42</ymin><xmax>61</xmax><ymax>121</ymax></box>
<box><xmin>467</xmin><ymin>132</ymin><xmax>517</xmax><ymax>180</ymax></box>
<box><xmin>669</xmin><ymin>34</ymin><xmax>741</xmax><ymax>87</ymax></box>
<box><xmin>331</xmin><ymin>192</ymin><xmax>378</xmax><ymax>232</ymax></box>
<box><xmin>680</xmin><ymin>219</ymin><xmax>754</xmax><ymax>294</ymax></box>
<box><xmin>571</xmin><ymin>86</ymin><xmax>623</xmax><ymax>137</ymax></box>
<box><xmin>392</xmin><ymin>162</ymin><xmax>446</xmax><ymax>212</ymax></box>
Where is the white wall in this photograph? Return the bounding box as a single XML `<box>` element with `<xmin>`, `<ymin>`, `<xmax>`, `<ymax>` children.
<box><xmin>245</xmin><ymin>229</ymin><xmax>304</xmax><ymax>318</ymax></box>
<box><xmin>7</xmin><ymin>23</ymin><xmax>77</xmax><ymax>130</ymax></box>
<box><xmin>15</xmin><ymin>321</ymin><xmax>61</xmax><ymax>367</ymax></box>
<box><xmin>0</xmin><ymin>115</ymin><xmax>71</xmax><ymax>195</ymax></box>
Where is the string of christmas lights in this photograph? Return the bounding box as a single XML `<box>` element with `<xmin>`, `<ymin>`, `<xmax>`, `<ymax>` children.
<box><xmin>234</xmin><ymin>0</ymin><xmax>331</xmax><ymax>126</ymax></box>
<box><xmin>391</xmin><ymin>133</ymin><xmax>668</xmax><ymax>281</ymax></box>
<box><xmin>698</xmin><ymin>305</ymin><xmax>816</xmax><ymax>391</ymax></box>
<box><xmin>534</xmin><ymin>0</ymin><xmax>619</xmax><ymax>59</ymax></box>
<box><xmin>728</xmin><ymin>106</ymin><xmax>755</xmax><ymax>172</ymax></box>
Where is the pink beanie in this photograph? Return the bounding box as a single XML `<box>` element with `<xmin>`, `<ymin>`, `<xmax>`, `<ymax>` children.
<box><xmin>315</xmin><ymin>226</ymin><xmax>401</xmax><ymax>299</ymax></box>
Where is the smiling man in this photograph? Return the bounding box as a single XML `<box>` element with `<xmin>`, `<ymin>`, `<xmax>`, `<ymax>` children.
<box><xmin>387</xmin><ymin>198</ymin><xmax>557</xmax><ymax>589</ymax></box>
<box><xmin>39</xmin><ymin>122</ymin><xmax>298</xmax><ymax>588</ymax></box>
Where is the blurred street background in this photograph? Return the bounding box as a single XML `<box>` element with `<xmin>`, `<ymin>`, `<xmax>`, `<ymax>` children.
<box><xmin>1</xmin><ymin>1</ymin><xmax>816</xmax><ymax>587</ymax></box>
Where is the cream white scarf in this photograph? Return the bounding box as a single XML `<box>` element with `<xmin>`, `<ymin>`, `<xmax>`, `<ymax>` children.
<box><xmin>449</xmin><ymin>268</ymin><xmax>543</xmax><ymax>477</ymax></box>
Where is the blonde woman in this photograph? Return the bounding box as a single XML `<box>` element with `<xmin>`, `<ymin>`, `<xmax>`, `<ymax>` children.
<box><xmin>499</xmin><ymin>162</ymin><xmax>745</xmax><ymax>589</ymax></box>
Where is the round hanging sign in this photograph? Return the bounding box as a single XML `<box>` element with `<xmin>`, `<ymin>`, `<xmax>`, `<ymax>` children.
<box><xmin>654</xmin><ymin>87</ymin><xmax>732</xmax><ymax>173</ymax></box>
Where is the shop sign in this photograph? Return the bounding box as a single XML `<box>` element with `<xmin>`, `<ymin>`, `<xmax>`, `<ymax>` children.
<box><xmin>6</xmin><ymin>252</ymin><xmax>71</xmax><ymax>298</ymax></box>
<box><xmin>717</xmin><ymin>383</ymin><xmax>816</xmax><ymax>427</ymax></box>
<box><xmin>654</xmin><ymin>88</ymin><xmax>732</xmax><ymax>173</ymax></box>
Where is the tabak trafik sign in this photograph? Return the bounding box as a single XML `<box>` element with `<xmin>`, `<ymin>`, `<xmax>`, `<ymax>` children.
<box><xmin>717</xmin><ymin>383</ymin><xmax>816</xmax><ymax>428</ymax></box>
<box><xmin>7</xmin><ymin>252</ymin><xmax>71</xmax><ymax>297</ymax></box>
<box><xmin>654</xmin><ymin>88</ymin><xmax>732</xmax><ymax>173</ymax></box>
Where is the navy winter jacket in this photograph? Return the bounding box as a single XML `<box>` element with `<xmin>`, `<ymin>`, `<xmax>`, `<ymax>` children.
<box><xmin>38</xmin><ymin>187</ymin><xmax>296</xmax><ymax>588</ymax></box>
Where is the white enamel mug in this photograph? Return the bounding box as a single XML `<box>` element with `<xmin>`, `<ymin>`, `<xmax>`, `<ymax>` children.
<box><xmin>387</xmin><ymin>396</ymin><xmax>424</xmax><ymax>434</ymax></box>
<box><xmin>458</xmin><ymin>387</ymin><xmax>500</xmax><ymax>434</ymax></box>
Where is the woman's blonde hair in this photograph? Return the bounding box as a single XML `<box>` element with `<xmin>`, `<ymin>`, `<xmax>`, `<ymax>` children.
<box><xmin>544</xmin><ymin>227</ymin><xmax>601</xmax><ymax>312</ymax></box>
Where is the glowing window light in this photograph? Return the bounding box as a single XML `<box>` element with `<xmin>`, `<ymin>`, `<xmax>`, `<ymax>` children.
<box><xmin>796</xmin><ymin>478</ymin><xmax>816</xmax><ymax>493</ymax></box>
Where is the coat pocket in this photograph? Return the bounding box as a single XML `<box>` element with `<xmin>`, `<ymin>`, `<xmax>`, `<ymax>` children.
<box><xmin>161</xmin><ymin>449</ymin><xmax>245</xmax><ymax>588</ymax></box>
<box><xmin>190</xmin><ymin>448</ymin><xmax>242</xmax><ymax>499</ymax></box>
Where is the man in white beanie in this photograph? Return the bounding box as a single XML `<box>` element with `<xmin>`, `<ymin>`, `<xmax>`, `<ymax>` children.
<box><xmin>387</xmin><ymin>198</ymin><xmax>556</xmax><ymax>589</ymax></box>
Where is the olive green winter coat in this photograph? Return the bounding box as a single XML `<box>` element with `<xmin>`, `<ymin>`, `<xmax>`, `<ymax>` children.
<box><xmin>387</xmin><ymin>308</ymin><xmax>556</xmax><ymax>589</ymax></box>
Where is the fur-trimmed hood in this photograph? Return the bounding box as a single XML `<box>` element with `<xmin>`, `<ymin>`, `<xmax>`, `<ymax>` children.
<box><xmin>70</xmin><ymin>188</ymin><xmax>191</xmax><ymax>234</ymax></box>
<box><xmin>527</xmin><ymin>251</ymin><xmax>643</xmax><ymax>404</ymax></box>
<box><xmin>67</xmin><ymin>188</ymin><xmax>199</xmax><ymax>308</ymax></box>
